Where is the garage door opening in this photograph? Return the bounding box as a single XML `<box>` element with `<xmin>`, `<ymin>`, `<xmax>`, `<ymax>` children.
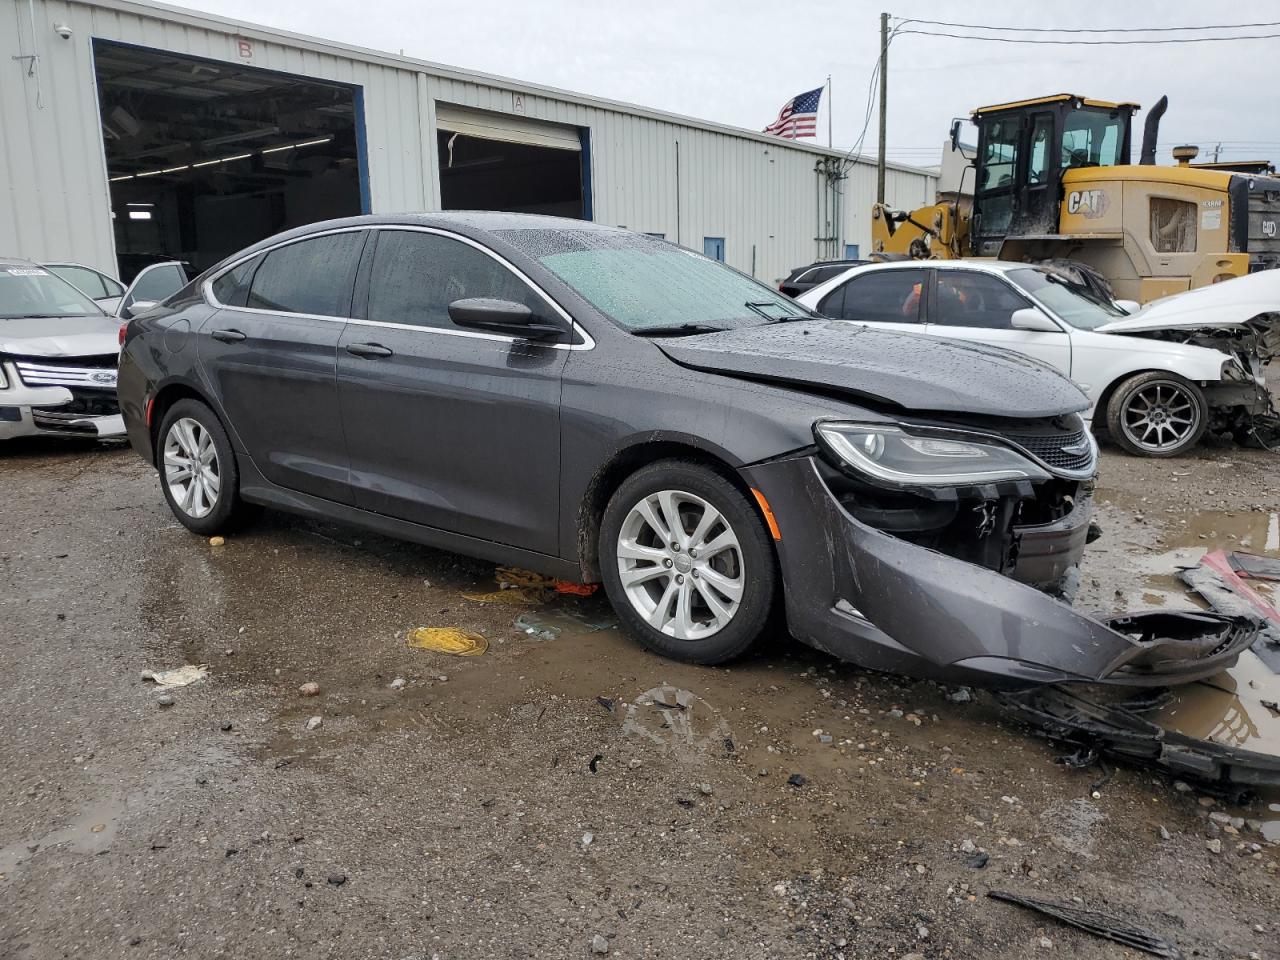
<box><xmin>93</xmin><ymin>40</ymin><xmax>366</xmax><ymax>281</ymax></box>
<box><xmin>437</xmin><ymin>105</ymin><xmax>586</xmax><ymax>218</ymax></box>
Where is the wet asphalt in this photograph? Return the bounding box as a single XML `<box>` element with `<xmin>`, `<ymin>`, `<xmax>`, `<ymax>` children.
<box><xmin>2</xmin><ymin>436</ymin><xmax>1278</xmax><ymax>959</ymax></box>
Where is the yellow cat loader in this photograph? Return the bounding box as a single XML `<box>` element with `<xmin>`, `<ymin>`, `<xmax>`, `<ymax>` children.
<box><xmin>871</xmin><ymin>94</ymin><xmax>1280</xmax><ymax>302</ymax></box>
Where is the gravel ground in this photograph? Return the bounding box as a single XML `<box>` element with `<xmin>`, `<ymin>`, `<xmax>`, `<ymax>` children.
<box><xmin>1</xmin><ymin>436</ymin><xmax>1277</xmax><ymax>959</ymax></box>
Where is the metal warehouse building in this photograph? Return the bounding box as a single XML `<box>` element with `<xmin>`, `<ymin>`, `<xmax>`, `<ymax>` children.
<box><xmin>2</xmin><ymin>0</ymin><xmax>935</xmax><ymax>285</ymax></box>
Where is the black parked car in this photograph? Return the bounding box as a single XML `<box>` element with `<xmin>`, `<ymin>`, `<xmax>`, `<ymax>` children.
<box><xmin>778</xmin><ymin>259</ymin><xmax>865</xmax><ymax>297</ymax></box>
<box><xmin>116</xmin><ymin>214</ymin><xmax>1251</xmax><ymax>687</ymax></box>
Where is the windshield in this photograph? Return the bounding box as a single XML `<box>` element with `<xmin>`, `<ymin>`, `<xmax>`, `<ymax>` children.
<box><xmin>1062</xmin><ymin>108</ymin><xmax>1125</xmax><ymax>168</ymax></box>
<box><xmin>0</xmin><ymin>266</ymin><xmax>105</xmax><ymax>319</ymax></box>
<box><xmin>496</xmin><ymin>229</ymin><xmax>812</xmax><ymax>332</ymax></box>
<box><xmin>1007</xmin><ymin>267</ymin><xmax>1125</xmax><ymax>330</ymax></box>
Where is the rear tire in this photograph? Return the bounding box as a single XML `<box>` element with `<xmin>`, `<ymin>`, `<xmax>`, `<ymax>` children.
<box><xmin>156</xmin><ymin>399</ymin><xmax>250</xmax><ymax>535</ymax></box>
<box><xmin>599</xmin><ymin>459</ymin><xmax>777</xmax><ymax>665</ymax></box>
<box><xmin>1105</xmin><ymin>371</ymin><xmax>1208</xmax><ymax>457</ymax></box>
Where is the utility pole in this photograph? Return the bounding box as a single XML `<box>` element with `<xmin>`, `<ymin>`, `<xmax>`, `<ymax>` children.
<box><xmin>877</xmin><ymin>11</ymin><xmax>888</xmax><ymax>203</ymax></box>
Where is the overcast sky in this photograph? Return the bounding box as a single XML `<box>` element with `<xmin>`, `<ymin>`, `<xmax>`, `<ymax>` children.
<box><xmin>180</xmin><ymin>0</ymin><xmax>1279</xmax><ymax>169</ymax></box>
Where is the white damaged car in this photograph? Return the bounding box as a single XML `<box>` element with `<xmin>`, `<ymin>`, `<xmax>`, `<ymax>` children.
<box><xmin>798</xmin><ymin>261</ymin><xmax>1278</xmax><ymax>457</ymax></box>
<box><xmin>0</xmin><ymin>258</ymin><xmax>186</xmax><ymax>441</ymax></box>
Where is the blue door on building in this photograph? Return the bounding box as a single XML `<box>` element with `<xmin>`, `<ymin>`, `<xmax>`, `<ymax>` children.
<box><xmin>703</xmin><ymin>237</ymin><xmax>725</xmax><ymax>261</ymax></box>
<box><xmin>844</xmin><ymin>243</ymin><xmax>860</xmax><ymax>260</ymax></box>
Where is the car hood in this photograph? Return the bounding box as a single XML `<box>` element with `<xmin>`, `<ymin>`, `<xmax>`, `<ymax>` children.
<box><xmin>655</xmin><ymin>320</ymin><xmax>1090</xmax><ymax>418</ymax></box>
<box><xmin>0</xmin><ymin>314</ymin><xmax>120</xmax><ymax>358</ymax></box>
<box><xmin>1098</xmin><ymin>270</ymin><xmax>1279</xmax><ymax>342</ymax></box>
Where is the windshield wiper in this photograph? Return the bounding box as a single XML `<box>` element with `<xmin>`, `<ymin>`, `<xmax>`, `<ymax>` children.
<box><xmin>745</xmin><ymin>301</ymin><xmax>807</xmax><ymax>322</ymax></box>
<box><xmin>632</xmin><ymin>323</ymin><xmax>728</xmax><ymax>337</ymax></box>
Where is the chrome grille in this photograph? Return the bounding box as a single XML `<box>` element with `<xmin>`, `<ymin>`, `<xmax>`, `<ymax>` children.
<box><xmin>1010</xmin><ymin>429</ymin><xmax>1095</xmax><ymax>473</ymax></box>
<box><xmin>14</xmin><ymin>358</ymin><xmax>118</xmax><ymax>389</ymax></box>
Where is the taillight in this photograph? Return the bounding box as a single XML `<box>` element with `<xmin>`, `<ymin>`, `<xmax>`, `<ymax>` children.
<box><xmin>118</xmin><ymin>321</ymin><xmax>128</xmax><ymax>346</ymax></box>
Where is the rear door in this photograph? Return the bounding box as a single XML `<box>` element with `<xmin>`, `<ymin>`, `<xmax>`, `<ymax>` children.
<box><xmin>198</xmin><ymin>229</ymin><xmax>366</xmax><ymax>504</ymax></box>
<box><xmin>336</xmin><ymin>228</ymin><xmax>569</xmax><ymax>554</ymax></box>
<box><xmin>815</xmin><ymin>268</ymin><xmax>928</xmax><ymax>332</ymax></box>
<box><xmin>921</xmin><ymin>269</ymin><xmax>1071</xmax><ymax>374</ymax></box>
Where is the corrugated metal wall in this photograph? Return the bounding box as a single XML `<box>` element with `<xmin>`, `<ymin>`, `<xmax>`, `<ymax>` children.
<box><xmin>1</xmin><ymin>0</ymin><xmax>935</xmax><ymax>283</ymax></box>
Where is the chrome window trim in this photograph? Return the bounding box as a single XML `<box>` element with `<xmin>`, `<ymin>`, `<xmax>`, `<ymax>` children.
<box><xmin>201</xmin><ymin>224</ymin><xmax>594</xmax><ymax>351</ymax></box>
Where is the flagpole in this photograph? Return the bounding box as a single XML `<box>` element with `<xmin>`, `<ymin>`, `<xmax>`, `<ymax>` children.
<box><xmin>826</xmin><ymin>74</ymin><xmax>832</xmax><ymax>148</ymax></box>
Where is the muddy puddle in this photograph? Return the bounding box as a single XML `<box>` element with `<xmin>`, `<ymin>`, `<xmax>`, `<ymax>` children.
<box><xmin>1092</xmin><ymin>494</ymin><xmax>1280</xmax><ymax>838</ymax></box>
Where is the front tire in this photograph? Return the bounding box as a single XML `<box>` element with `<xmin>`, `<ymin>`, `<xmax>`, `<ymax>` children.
<box><xmin>157</xmin><ymin>399</ymin><xmax>249</xmax><ymax>534</ymax></box>
<box><xmin>1105</xmin><ymin>371</ymin><xmax>1208</xmax><ymax>457</ymax></box>
<box><xmin>599</xmin><ymin>459</ymin><xmax>777</xmax><ymax>664</ymax></box>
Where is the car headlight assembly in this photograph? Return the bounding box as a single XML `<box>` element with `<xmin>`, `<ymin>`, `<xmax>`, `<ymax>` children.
<box><xmin>815</xmin><ymin>422</ymin><xmax>1051</xmax><ymax>487</ymax></box>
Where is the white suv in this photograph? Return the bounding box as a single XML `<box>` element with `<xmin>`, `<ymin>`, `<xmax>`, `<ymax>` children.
<box><xmin>798</xmin><ymin>260</ymin><xmax>1277</xmax><ymax>457</ymax></box>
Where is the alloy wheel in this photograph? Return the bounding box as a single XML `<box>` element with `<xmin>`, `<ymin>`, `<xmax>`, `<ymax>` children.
<box><xmin>1119</xmin><ymin>380</ymin><xmax>1201</xmax><ymax>453</ymax></box>
<box><xmin>616</xmin><ymin>489</ymin><xmax>745</xmax><ymax>640</ymax></box>
<box><xmin>163</xmin><ymin>417</ymin><xmax>221</xmax><ymax>519</ymax></box>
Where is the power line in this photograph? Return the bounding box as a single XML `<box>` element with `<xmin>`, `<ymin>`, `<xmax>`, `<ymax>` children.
<box><xmin>894</xmin><ymin>27</ymin><xmax>1280</xmax><ymax>45</ymax></box>
<box><xmin>893</xmin><ymin>17</ymin><xmax>1280</xmax><ymax>34</ymax></box>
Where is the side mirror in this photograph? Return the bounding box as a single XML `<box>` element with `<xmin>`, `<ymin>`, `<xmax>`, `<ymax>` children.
<box><xmin>1114</xmin><ymin>299</ymin><xmax>1141</xmax><ymax>315</ymax></box>
<box><xmin>950</xmin><ymin>119</ymin><xmax>962</xmax><ymax>151</ymax></box>
<box><xmin>124</xmin><ymin>299</ymin><xmax>158</xmax><ymax>318</ymax></box>
<box><xmin>1010</xmin><ymin>307</ymin><xmax>1062</xmax><ymax>333</ymax></box>
<box><xmin>448</xmin><ymin>298</ymin><xmax>564</xmax><ymax>340</ymax></box>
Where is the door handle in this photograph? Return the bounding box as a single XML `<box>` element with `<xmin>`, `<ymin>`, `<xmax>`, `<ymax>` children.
<box><xmin>345</xmin><ymin>342</ymin><xmax>394</xmax><ymax>359</ymax></box>
<box><xmin>210</xmin><ymin>328</ymin><xmax>246</xmax><ymax>343</ymax></box>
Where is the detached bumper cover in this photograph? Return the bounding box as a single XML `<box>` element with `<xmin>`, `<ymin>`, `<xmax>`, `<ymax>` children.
<box><xmin>746</xmin><ymin>455</ymin><xmax>1257</xmax><ymax>686</ymax></box>
<box><xmin>1001</xmin><ymin>685</ymin><xmax>1280</xmax><ymax>787</ymax></box>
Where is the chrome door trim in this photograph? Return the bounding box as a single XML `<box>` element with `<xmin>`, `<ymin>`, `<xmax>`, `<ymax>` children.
<box><xmin>201</xmin><ymin>224</ymin><xmax>594</xmax><ymax>351</ymax></box>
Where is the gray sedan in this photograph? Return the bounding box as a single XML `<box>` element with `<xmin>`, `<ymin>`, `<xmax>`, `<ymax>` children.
<box><xmin>116</xmin><ymin>213</ymin><xmax>1253</xmax><ymax>687</ymax></box>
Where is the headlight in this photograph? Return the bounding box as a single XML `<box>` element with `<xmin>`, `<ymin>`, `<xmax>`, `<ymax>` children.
<box><xmin>815</xmin><ymin>422</ymin><xmax>1051</xmax><ymax>487</ymax></box>
<box><xmin>0</xmin><ymin>363</ymin><xmax>8</xmax><ymax>390</ymax></box>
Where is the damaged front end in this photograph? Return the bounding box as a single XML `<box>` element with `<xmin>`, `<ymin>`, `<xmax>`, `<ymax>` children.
<box><xmin>1098</xmin><ymin>272</ymin><xmax>1280</xmax><ymax>445</ymax></box>
<box><xmin>745</xmin><ymin>413</ymin><xmax>1258</xmax><ymax>688</ymax></box>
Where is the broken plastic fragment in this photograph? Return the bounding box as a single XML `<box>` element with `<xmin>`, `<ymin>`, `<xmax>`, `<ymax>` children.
<box><xmin>988</xmin><ymin>890</ymin><xmax>1183</xmax><ymax>958</ymax></box>
<box><xmin>514</xmin><ymin>613</ymin><xmax>561</xmax><ymax>641</ymax></box>
<box><xmin>406</xmin><ymin>627</ymin><xmax>488</xmax><ymax>656</ymax></box>
<box><xmin>141</xmin><ymin>665</ymin><xmax>209</xmax><ymax>687</ymax></box>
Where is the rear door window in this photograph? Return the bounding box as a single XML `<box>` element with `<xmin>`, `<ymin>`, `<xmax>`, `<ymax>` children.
<box><xmin>364</xmin><ymin>230</ymin><xmax>547</xmax><ymax>330</ymax></box>
<box><xmin>211</xmin><ymin>255</ymin><xmax>262</xmax><ymax>308</ymax></box>
<box><xmin>247</xmin><ymin>232</ymin><xmax>365</xmax><ymax>317</ymax></box>
<box><xmin>825</xmin><ymin>269</ymin><xmax>927</xmax><ymax>323</ymax></box>
<box><xmin>47</xmin><ymin>265</ymin><xmax>121</xmax><ymax>299</ymax></box>
<box><xmin>930</xmin><ymin>271</ymin><xmax>1030</xmax><ymax>329</ymax></box>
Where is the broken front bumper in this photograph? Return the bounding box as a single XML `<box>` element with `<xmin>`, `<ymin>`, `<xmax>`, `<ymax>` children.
<box><xmin>745</xmin><ymin>455</ymin><xmax>1256</xmax><ymax>687</ymax></box>
<box><xmin>0</xmin><ymin>380</ymin><xmax>124</xmax><ymax>440</ymax></box>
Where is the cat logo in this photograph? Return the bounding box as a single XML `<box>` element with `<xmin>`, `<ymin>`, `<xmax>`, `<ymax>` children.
<box><xmin>1066</xmin><ymin>189</ymin><xmax>1109</xmax><ymax>219</ymax></box>
<box><xmin>1263</xmin><ymin>219</ymin><xmax>1278</xmax><ymax>238</ymax></box>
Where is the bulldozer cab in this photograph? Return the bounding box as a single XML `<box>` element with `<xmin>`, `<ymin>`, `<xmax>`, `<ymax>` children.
<box><xmin>969</xmin><ymin>94</ymin><xmax>1138</xmax><ymax>256</ymax></box>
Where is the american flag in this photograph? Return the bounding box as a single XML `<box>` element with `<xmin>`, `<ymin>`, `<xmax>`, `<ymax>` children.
<box><xmin>763</xmin><ymin>86</ymin><xmax>823</xmax><ymax>139</ymax></box>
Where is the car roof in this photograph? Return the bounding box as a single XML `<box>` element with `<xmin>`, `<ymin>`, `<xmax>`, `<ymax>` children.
<box><xmin>292</xmin><ymin>211</ymin><xmax>625</xmax><ymax>235</ymax></box>
<box><xmin>847</xmin><ymin>259</ymin><xmax>1028</xmax><ymax>275</ymax></box>
<box><xmin>0</xmin><ymin>257</ymin><xmax>41</xmax><ymax>270</ymax></box>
